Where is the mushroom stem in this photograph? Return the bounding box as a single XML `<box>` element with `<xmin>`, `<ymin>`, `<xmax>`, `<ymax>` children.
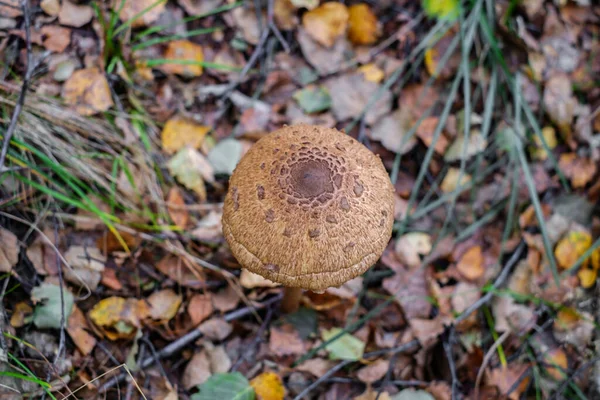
<box><xmin>281</xmin><ymin>287</ymin><xmax>303</xmax><ymax>313</ymax></box>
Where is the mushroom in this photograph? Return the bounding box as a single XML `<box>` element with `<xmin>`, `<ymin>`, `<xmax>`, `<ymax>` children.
<box><xmin>222</xmin><ymin>124</ymin><xmax>395</xmax><ymax>312</ymax></box>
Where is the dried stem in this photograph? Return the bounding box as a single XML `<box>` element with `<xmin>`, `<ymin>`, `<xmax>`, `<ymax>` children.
<box><xmin>281</xmin><ymin>287</ymin><xmax>302</xmax><ymax>313</ymax></box>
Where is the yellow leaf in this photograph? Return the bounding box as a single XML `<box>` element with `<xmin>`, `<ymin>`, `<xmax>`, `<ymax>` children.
<box><xmin>89</xmin><ymin>297</ymin><xmax>148</xmax><ymax>340</ymax></box>
<box><xmin>578</xmin><ymin>268</ymin><xmax>597</xmax><ymax>288</ymax></box>
<box><xmin>10</xmin><ymin>302</ymin><xmax>32</xmax><ymax>328</ymax></box>
<box><xmin>161</xmin><ymin>40</ymin><xmax>204</xmax><ymax>77</ymax></box>
<box><xmin>62</xmin><ymin>67</ymin><xmax>114</xmax><ymax>116</ymax></box>
<box><xmin>529</xmin><ymin>126</ymin><xmax>558</xmax><ymax>160</ymax></box>
<box><xmin>347</xmin><ymin>4</ymin><xmax>379</xmax><ymax>45</ymax></box>
<box><xmin>302</xmin><ymin>2</ymin><xmax>349</xmax><ymax>48</ymax></box>
<box><xmin>358</xmin><ymin>63</ymin><xmax>384</xmax><ymax>83</ymax></box>
<box><xmin>440</xmin><ymin>168</ymin><xmax>471</xmax><ymax>193</ymax></box>
<box><xmin>161</xmin><ymin>116</ymin><xmax>210</xmax><ymax>154</ymax></box>
<box><xmin>424</xmin><ymin>47</ymin><xmax>438</xmax><ymax>77</ymax></box>
<box><xmin>555</xmin><ymin>231</ymin><xmax>592</xmax><ymax>270</ymax></box>
<box><xmin>423</xmin><ymin>0</ymin><xmax>460</xmax><ymax>21</ymax></box>
<box><xmin>250</xmin><ymin>372</ymin><xmax>285</xmax><ymax>400</ymax></box>
<box><xmin>542</xmin><ymin>348</ymin><xmax>568</xmax><ymax>381</ymax></box>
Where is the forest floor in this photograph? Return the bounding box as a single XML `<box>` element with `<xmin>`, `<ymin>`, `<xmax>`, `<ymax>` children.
<box><xmin>0</xmin><ymin>0</ymin><xmax>599</xmax><ymax>399</ymax></box>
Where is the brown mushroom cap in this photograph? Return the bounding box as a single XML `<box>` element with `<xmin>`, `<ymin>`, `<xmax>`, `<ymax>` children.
<box><xmin>222</xmin><ymin>124</ymin><xmax>395</xmax><ymax>291</ymax></box>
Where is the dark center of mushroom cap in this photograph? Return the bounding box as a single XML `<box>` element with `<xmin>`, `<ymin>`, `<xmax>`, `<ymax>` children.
<box><xmin>289</xmin><ymin>159</ymin><xmax>334</xmax><ymax>198</ymax></box>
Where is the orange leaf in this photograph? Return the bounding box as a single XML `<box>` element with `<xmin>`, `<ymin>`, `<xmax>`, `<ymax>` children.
<box><xmin>161</xmin><ymin>40</ymin><xmax>204</xmax><ymax>77</ymax></box>
<box><xmin>62</xmin><ymin>67</ymin><xmax>114</xmax><ymax>116</ymax></box>
<box><xmin>161</xmin><ymin>116</ymin><xmax>210</xmax><ymax>154</ymax></box>
<box><xmin>250</xmin><ymin>372</ymin><xmax>285</xmax><ymax>400</ymax></box>
<box><xmin>542</xmin><ymin>348</ymin><xmax>568</xmax><ymax>381</ymax></box>
<box><xmin>554</xmin><ymin>230</ymin><xmax>592</xmax><ymax>270</ymax></box>
<box><xmin>558</xmin><ymin>153</ymin><xmax>597</xmax><ymax>188</ymax></box>
<box><xmin>167</xmin><ymin>187</ymin><xmax>189</xmax><ymax>229</ymax></box>
<box><xmin>456</xmin><ymin>246</ymin><xmax>484</xmax><ymax>281</ymax></box>
<box><xmin>302</xmin><ymin>2</ymin><xmax>349</xmax><ymax>47</ymax></box>
<box><xmin>347</xmin><ymin>4</ymin><xmax>379</xmax><ymax>45</ymax></box>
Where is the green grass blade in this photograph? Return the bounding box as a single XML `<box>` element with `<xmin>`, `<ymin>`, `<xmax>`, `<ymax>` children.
<box><xmin>112</xmin><ymin>0</ymin><xmax>168</xmax><ymax>37</ymax></box>
<box><xmin>142</xmin><ymin>59</ymin><xmax>242</xmax><ymax>72</ymax></box>
<box><xmin>132</xmin><ymin>27</ymin><xmax>220</xmax><ymax>51</ymax></box>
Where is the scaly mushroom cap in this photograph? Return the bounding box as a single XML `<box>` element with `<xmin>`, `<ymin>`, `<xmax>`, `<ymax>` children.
<box><xmin>222</xmin><ymin>124</ymin><xmax>395</xmax><ymax>291</ymax></box>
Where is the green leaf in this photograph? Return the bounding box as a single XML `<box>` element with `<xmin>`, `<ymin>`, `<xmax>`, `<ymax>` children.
<box><xmin>392</xmin><ymin>389</ymin><xmax>436</xmax><ymax>400</ymax></box>
<box><xmin>321</xmin><ymin>328</ymin><xmax>365</xmax><ymax>361</ymax></box>
<box><xmin>422</xmin><ymin>0</ymin><xmax>460</xmax><ymax>21</ymax></box>
<box><xmin>192</xmin><ymin>373</ymin><xmax>255</xmax><ymax>400</ymax></box>
<box><xmin>31</xmin><ymin>283</ymin><xmax>74</xmax><ymax>329</ymax></box>
<box><xmin>293</xmin><ymin>86</ymin><xmax>332</xmax><ymax>114</ymax></box>
<box><xmin>283</xmin><ymin>307</ymin><xmax>318</xmax><ymax>340</ymax></box>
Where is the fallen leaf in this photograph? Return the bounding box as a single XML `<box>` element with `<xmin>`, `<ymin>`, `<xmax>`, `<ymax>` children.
<box><xmin>529</xmin><ymin>126</ymin><xmax>558</xmax><ymax>161</ymax></box>
<box><xmin>555</xmin><ymin>230</ymin><xmax>592</xmax><ymax>270</ymax></box>
<box><xmin>160</xmin><ymin>40</ymin><xmax>204</xmax><ymax>77</ymax></box>
<box><xmin>117</xmin><ymin>0</ymin><xmax>165</xmax><ymax>28</ymax></box>
<box><xmin>231</xmin><ymin>6</ymin><xmax>261</xmax><ymax>45</ymax></box>
<box><xmin>240</xmin><ymin>269</ymin><xmax>280</xmax><ymax>289</ymax></box>
<box><xmin>62</xmin><ymin>67</ymin><xmax>114</xmax><ymax>116</ymax></box>
<box><xmin>0</xmin><ymin>227</ymin><xmax>19</xmax><ymax>273</ymax></box>
<box><xmin>485</xmin><ymin>365</ymin><xmax>530</xmax><ymax>400</ymax></box>
<box><xmin>293</xmin><ymin>85</ymin><xmax>332</xmax><ymax>113</ymax></box>
<box><xmin>427</xmin><ymin>381</ymin><xmax>452</xmax><ymax>400</ymax></box>
<box><xmin>191</xmin><ymin>372</ymin><xmax>254</xmax><ymax>400</ymax></box>
<box><xmin>273</xmin><ymin>0</ymin><xmax>298</xmax><ymax>30</ymax></box>
<box><xmin>578</xmin><ymin>267</ymin><xmax>597</xmax><ymax>288</ymax></box>
<box><xmin>147</xmin><ymin>289</ymin><xmax>182</xmax><ymax>323</ymax></box>
<box><xmin>250</xmin><ymin>372</ymin><xmax>285</xmax><ymax>400</ymax></box>
<box><xmin>212</xmin><ymin>285</ymin><xmax>240</xmax><ymax>312</ymax></box>
<box><xmin>444</xmin><ymin>130</ymin><xmax>487</xmax><ymax>162</ymax></box>
<box><xmin>440</xmin><ymin>168</ymin><xmax>471</xmax><ymax>193</ymax></box>
<box><xmin>542</xmin><ymin>347</ymin><xmax>568</xmax><ymax>381</ymax></box>
<box><xmin>205</xmin><ymin>342</ymin><xmax>231</xmax><ymax>374</ymax></box>
<box><xmin>10</xmin><ymin>301</ymin><xmax>32</xmax><ymax>328</ymax></box>
<box><xmin>322</xmin><ymin>328</ymin><xmax>365</xmax><ymax>361</ymax></box>
<box><xmin>451</xmin><ymin>281</ymin><xmax>481</xmax><ymax>318</ymax></box>
<box><xmin>415</xmin><ymin>117</ymin><xmax>450</xmax><ymax>154</ymax></box>
<box><xmin>207</xmin><ymin>138</ymin><xmax>243</xmax><ymax>175</ymax></box>
<box><xmin>543</xmin><ymin>73</ymin><xmax>577</xmax><ymax>138</ymax></box>
<box><xmin>296</xmin><ymin>358</ymin><xmax>333</xmax><ymax>377</ymax></box>
<box><xmin>89</xmin><ymin>296</ymin><xmax>148</xmax><ymax>340</ymax></box>
<box><xmin>97</xmin><ymin>230</ymin><xmax>140</xmax><ymax>255</ymax></box>
<box><xmin>31</xmin><ymin>282</ymin><xmax>75</xmax><ymax>329</ymax></box>
<box><xmin>58</xmin><ymin>0</ymin><xmax>93</xmax><ymax>27</ymax></box>
<box><xmin>456</xmin><ymin>246</ymin><xmax>484</xmax><ymax>281</ymax></box>
<box><xmin>492</xmin><ymin>296</ymin><xmax>535</xmax><ymax>334</ymax></box>
<box><xmin>188</xmin><ymin>293</ymin><xmax>214</xmax><ymax>326</ymax></box>
<box><xmin>161</xmin><ymin>116</ymin><xmax>210</xmax><ymax>154</ymax></box>
<box><xmin>383</xmin><ymin>266</ymin><xmax>432</xmax><ymax>319</ymax></box>
<box><xmin>199</xmin><ymin>318</ymin><xmax>232</xmax><ymax>341</ymax></box>
<box><xmin>423</xmin><ymin>0</ymin><xmax>460</xmax><ymax>21</ymax></box>
<box><xmin>67</xmin><ymin>306</ymin><xmax>97</xmax><ymax>356</ymax></box>
<box><xmin>183</xmin><ymin>350</ymin><xmax>212</xmax><ymax>390</ymax></box>
<box><xmin>558</xmin><ymin>153</ymin><xmax>597</xmax><ymax>188</ymax></box>
<box><xmin>325</xmin><ymin>73</ymin><xmax>392</xmax><ymax>125</ymax></box>
<box><xmin>0</xmin><ymin>0</ymin><xmax>21</xmax><ymax>17</ymax></box>
<box><xmin>297</xmin><ymin>28</ymin><xmax>352</xmax><ymax>75</ymax></box>
<box><xmin>40</xmin><ymin>25</ymin><xmax>71</xmax><ymax>52</ymax></box>
<box><xmin>347</xmin><ymin>4</ymin><xmax>379</xmax><ymax>45</ymax></box>
<box><xmin>356</xmin><ymin>359</ymin><xmax>389</xmax><ymax>384</ymax></box>
<box><xmin>410</xmin><ymin>318</ymin><xmax>446</xmax><ymax>348</ymax></box>
<box><xmin>178</xmin><ymin>0</ymin><xmax>221</xmax><ymax>16</ymax></box>
<box><xmin>269</xmin><ymin>325</ymin><xmax>306</xmax><ymax>356</ymax></box>
<box><xmin>302</xmin><ymin>2</ymin><xmax>349</xmax><ymax>48</ymax></box>
<box><xmin>167</xmin><ymin>187</ymin><xmax>189</xmax><ymax>229</ymax></box>
<box><xmin>554</xmin><ymin>309</ymin><xmax>594</xmax><ymax>348</ymax></box>
<box><xmin>371</xmin><ymin>108</ymin><xmax>417</xmax><ymax>155</ymax></box>
<box><xmin>291</xmin><ymin>0</ymin><xmax>318</xmax><ymax>9</ymax></box>
<box><xmin>40</xmin><ymin>0</ymin><xmax>60</xmax><ymax>16</ymax></box>
<box><xmin>354</xmin><ymin>387</ymin><xmax>392</xmax><ymax>400</ymax></box>
<box><xmin>394</xmin><ymin>232</ymin><xmax>432</xmax><ymax>268</ymax></box>
<box><xmin>424</xmin><ymin>33</ymin><xmax>461</xmax><ymax>80</ymax></box>
<box><xmin>167</xmin><ymin>147</ymin><xmax>213</xmax><ymax>200</ymax></box>
<box><xmin>358</xmin><ymin>63</ymin><xmax>384</xmax><ymax>83</ymax></box>
<box><xmin>63</xmin><ymin>246</ymin><xmax>106</xmax><ymax>290</ymax></box>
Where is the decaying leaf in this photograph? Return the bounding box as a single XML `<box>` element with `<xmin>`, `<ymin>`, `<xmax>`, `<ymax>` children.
<box><xmin>62</xmin><ymin>67</ymin><xmax>114</xmax><ymax>116</ymax></box>
<box><xmin>543</xmin><ymin>73</ymin><xmax>577</xmax><ymax>138</ymax></box>
<box><xmin>58</xmin><ymin>0</ymin><xmax>93</xmax><ymax>27</ymax></box>
<box><xmin>0</xmin><ymin>0</ymin><xmax>22</xmax><ymax>17</ymax></box>
<box><xmin>293</xmin><ymin>85</ymin><xmax>332</xmax><ymax>114</ymax></box>
<box><xmin>31</xmin><ymin>282</ymin><xmax>75</xmax><ymax>329</ymax></box>
<box><xmin>440</xmin><ymin>168</ymin><xmax>472</xmax><ymax>194</ymax></box>
<box><xmin>302</xmin><ymin>2</ymin><xmax>349</xmax><ymax>48</ymax></box>
<box><xmin>89</xmin><ymin>296</ymin><xmax>149</xmax><ymax>340</ymax></box>
<box><xmin>250</xmin><ymin>372</ymin><xmax>286</xmax><ymax>400</ymax></box>
<box><xmin>63</xmin><ymin>246</ymin><xmax>106</xmax><ymax>291</ymax></box>
<box><xmin>371</xmin><ymin>108</ymin><xmax>417</xmax><ymax>155</ymax></box>
<box><xmin>558</xmin><ymin>153</ymin><xmax>597</xmax><ymax>188</ymax></box>
<box><xmin>356</xmin><ymin>359</ymin><xmax>389</xmax><ymax>384</ymax></box>
<box><xmin>322</xmin><ymin>328</ymin><xmax>365</xmax><ymax>361</ymax></box>
<box><xmin>10</xmin><ymin>301</ymin><xmax>32</xmax><ymax>328</ymax></box>
<box><xmin>167</xmin><ymin>147</ymin><xmax>214</xmax><ymax>200</ymax></box>
<box><xmin>394</xmin><ymin>232</ymin><xmax>432</xmax><ymax>268</ymax></box>
<box><xmin>160</xmin><ymin>40</ymin><xmax>204</xmax><ymax>77</ymax></box>
<box><xmin>161</xmin><ymin>116</ymin><xmax>211</xmax><ymax>154</ymax></box>
<box><xmin>67</xmin><ymin>306</ymin><xmax>97</xmax><ymax>356</ymax></box>
<box><xmin>167</xmin><ymin>187</ymin><xmax>189</xmax><ymax>229</ymax></box>
<box><xmin>269</xmin><ymin>325</ymin><xmax>305</xmax><ymax>356</ymax></box>
<box><xmin>358</xmin><ymin>63</ymin><xmax>384</xmax><ymax>83</ymax></box>
<box><xmin>444</xmin><ymin>131</ymin><xmax>487</xmax><ymax>162</ymax></box>
<box><xmin>485</xmin><ymin>364</ymin><xmax>530</xmax><ymax>400</ymax></box>
<box><xmin>147</xmin><ymin>289</ymin><xmax>182</xmax><ymax>323</ymax></box>
<box><xmin>188</xmin><ymin>293</ymin><xmax>214</xmax><ymax>326</ymax></box>
<box><xmin>117</xmin><ymin>0</ymin><xmax>166</xmax><ymax>28</ymax></box>
<box><xmin>555</xmin><ymin>230</ymin><xmax>592</xmax><ymax>270</ymax></box>
<box><xmin>0</xmin><ymin>228</ymin><xmax>19</xmax><ymax>273</ymax></box>
<box><xmin>456</xmin><ymin>246</ymin><xmax>484</xmax><ymax>281</ymax></box>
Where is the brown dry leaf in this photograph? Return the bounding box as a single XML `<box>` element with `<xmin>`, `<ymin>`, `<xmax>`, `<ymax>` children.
<box><xmin>147</xmin><ymin>289</ymin><xmax>182</xmax><ymax>323</ymax></box>
<box><xmin>187</xmin><ymin>293</ymin><xmax>214</xmax><ymax>326</ymax></box>
<box><xmin>166</xmin><ymin>187</ymin><xmax>189</xmax><ymax>229</ymax></box>
<box><xmin>542</xmin><ymin>347</ymin><xmax>568</xmax><ymax>381</ymax></box>
<box><xmin>492</xmin><ymin>296</ymin><xmax>535</xmax><ymax>334</ymax></box>
<box><xmin>62</xmin><ymin>67</ymin><xmax>114</xmax><ymax>116</ymax></box>
<box><xmin>302</xmin><ymin>2</ymin><xmax>349</xmax><ymax>48</ymax></box>
<box><xmin>231</xmin><ymin>5</ymin><xmax>261</xmax><ymax>45</ymax></box>
<box><xmin>356</xmin><ymin>359</ymin><xmax>389</xmax><ymax>384</ymax></box>
<box><xmin>297</xmin><ymin>28</ymin><xmax>352</xmax><ymax>76</ymax></box>
<box><xmin>0</xmin><ymin>228</ymin><xmax>19</xmax><ymax>273</ymax></box>
<box><xmin>358</xmin><ymin>63</ymin><xmax>384</xmax><ymax>83</ymax></box>
<box><xmin>117</xmin><ymin>0</ymin><xmax>165</xmax><ymax>28</ymax></box>
<box><xmin>296</xmin><ymin>358</ymin><xmax>333</xmax><ymax>377</ymax></box>
<box><xmin>325</xmin><ymin>73</ymin><xmax>392</xmax><ymax>125</ymax></box>
<box><xmin>178</xmin><ymin>0</ymin><xmax>221</xmax><ymax>16</ymax></box>
<box><xmin>399</xmin><ymin>84</ymin><xmax>440</xmax><ymax>122</ymax></box>
<box><xmin>383</xmin><ymin>266</ymin><xmax>432</xmax><ymax>320</ymax></box>
<box><xmin>0</xmin><ymin>0</ymin><xmax>21</xmax><ymax>17</ymax></box>
<box><xmin>424</xmin><ymin>34</ymin><xmax>461</xmax><ymax>81</ymax></box>
<box><xmin>394</xmin><ymin>232</ymin><xmax>432</xmax><ymax>268</ymax></box>
<box><xmin>101</xmin><ymin>268</ymin><xmax>123</xmax><ymax>291</ymax></box>
<box><xmin>41</xmin><ymin>0</ymin><xmax>60</xmax><ymax>16</ymax></box>
<box><xmin>160</xmin><ymin>40</ymin><xmax>204</xmax><ymax>77</ymax></box>
<box><xmin>371</xmin><ymin>108</ymin><xmax>417</xmax><ymax>155</ymax></box>
<box><xmin>269</xmin><ymin>325</ymin><xmax>305</xmax><ymax>356</ymax></box>
<box><xmin>190</xmin><ymin>210</ymin><xmax>223</xmax><ymax>242</ymax></box>
<box><xmin>212</xmin><ymin>285</ymin><xmax>240</xmax><ymax>312</ymax></box>
<box><xmin>427</xmin><ymin>381</ymin><xmax>452</xmax><ymax>400</ymax></box>
<box><xmin>40</xmin><ymin>26</ymin><xmax>71</xmax><ymax>52</ymax></box>
<box><xmin>410</xmin><ymin>318</ymin><xmax>446</xmax><ymax>348</ymax></box>
<box><xmin>529</xmin><ymin>126</ymin><xmax>558</xmax><ymax>161</ymax></box>
<box><xmin>156</xmin><ymin>255</ymin><xmax>204</xmax><ymax>288</ymax></box>
<box><xmin>485</xmin><ymin>364</ymin><xmax>530</xmax><ymax>400</ymax></box>
<box><xmin>240</xmin><ymin>269</ymin><xmax>280</xmax><ymax>289</ymax></box>
<box><xmin>88</xmin><ymin>296</ymin><xmax>149</xmax><ymax>340</ymax></box>
<box><xmin>456</xmin><ymin>246</ymin><xmax>484</xmax><ymax>281</ymax></box>
<box><xmin>58</xmin><ymin>0</ymin><xmax>94</xmax><ymax>27</ymax></box>
<box><xmin>440</xmin><ymin>168</ymin><xmax>471</xmax><ymax>194</ymax></box>
<box><xmin>274</xmin><ymin>0</ymin><xmax>298</xmax><ymax>30</ymax></box>
<box><xmin>347</xmin><ymin>4</ymin><xmax>379</xmax><ymax>45</ymax></box>
<box><xmin>354</xmin><ymin>387</ymin><xmax>392</xmax><ymax>400</ymax></box>
<box><xmin>558</xmin><ymin>153</ymin><xmax>597</xmax><ymax>188</ymax></box>
<box><xmin>198</xmin><ymin>318</ymin><xmax>232</xmax><ymax>341</ymax></box>
<box><xmin>63</xmin><ymin>246</ymin><xmax>106</xmax><ymax>290</ymax></box>
<box><xmin>67</xmin><ymin>306</ymin><xmax>97</xmax><ymax>356</ymax></box>
<box><xmin>543</xmin><ymin>73</ymin><xmax>577</xmax><ymax>139</ymax></box>
<box><xmin>554</xmin><ymin>309</ymin><xmax>594</xmax><ymax>348</ymax></box>
<box><xmin>250</xmin><ymin>372</ymin><xmax>286</xmax><ymax>400</ymax></box>
<box><xmin>451</xmin><ymin>281</ymin><xmax>480</xmax><ymax>319</ymax></box>
<box><xmin>10</xmin><ymin>302</ymin><xmax>32</xmax><ymax>328</ymax></box>
<box><xmin>161</xmin><ymin>116</ymin><xmax>210</xmax><ymax>154</ymax></box>
<box><xmin>97</xmin><ymin>230</ymin><xmax>140</xmax><ymax>255</ymax></box>
<box><xmin>182</xmin><ymin>350</ymin><xmax>211</xmax><ymax>389</ymax></box>
<box><xmin>415</xmin><ymin>117</ymin><xmax>450</xmax><ymax>154</ymax></box>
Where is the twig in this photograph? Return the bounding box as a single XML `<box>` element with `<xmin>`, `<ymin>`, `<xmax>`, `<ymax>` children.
<box><xmin>455</xmin><ymin>241</ymin><xmax>526</xmax><ymax>324</ymax></box>
<box><xmin>443</xmin><ymin>328</ymin><xmax>460</xmax><ymax>400</ymax></box>
<box><xmin>231</xmin><ymin>305</ymin><xmax>274</xmax><ymax>371</ymax></box>
<box><xmin>0</xmin><ymin>0</ymin><xmax>33</xmax><ymax>175</ymax></box>
<box><xmin>98</xmin><ymin>294</ymin><xmax>282</xmax><ymax>393</ymax></box>
<box><xmin>474</xmin><ymin>330</ymin><xmax>511</xmax><ymax>398</ymax></box>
